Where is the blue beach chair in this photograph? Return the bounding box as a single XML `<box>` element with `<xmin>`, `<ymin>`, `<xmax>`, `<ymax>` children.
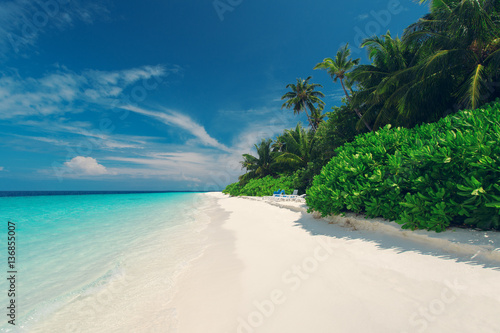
<box><xmin>273</xmin><ymin>189</ymin><xmax>285</xmax><ymax>200</ymax></box>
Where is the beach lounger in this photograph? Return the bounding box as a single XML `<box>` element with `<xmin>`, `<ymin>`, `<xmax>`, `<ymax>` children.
<box><xmin>285</xmin><ymin>189</ymin><xmax>299</xmax><ymax>201</ymax></box>
<box><xmin>295</xmin><ymin>194</ymin><xmax>306</xmax><ymax>202</ymax></box>
<box><xmin>274</xmin><ymin>190</ymin><xmax>285</xmax><ymax>200</ymax></box>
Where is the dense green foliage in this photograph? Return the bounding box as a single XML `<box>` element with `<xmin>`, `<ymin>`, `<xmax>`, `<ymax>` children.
<box><xmin>274</xmin><ymin>124</ymin><xmax>314</xmax><ymax>172</ymax></box>
<box><xmin>223</xmin><ymin>175</ymin><xmax>295</xmax><ymax>197</ymax></box>
<box><xmin>349</xmin><ymin>0</ymin><xmax>500</xmax><ymax>129</ymax></box>
<box><xmin>306</xmin><ymin>101</ymin><xmax>500</xmax><ymax>231</ymax></box>
<box><xmin>222</xmin><ymin>182</ymin><xmax>244</xmax><ymax>196</ymax></box>
<box><xmin>312</xmin><ymin>104</ymin><xmax>367</xmax><ymax>166</ymax></box>
<box><xmin>223</xmin><ymin>0</ymin><xmax>500</xmax><ymax>232</ymax></box>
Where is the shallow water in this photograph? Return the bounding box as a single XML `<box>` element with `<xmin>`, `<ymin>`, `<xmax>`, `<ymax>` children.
<box><xmin>0</xmin><ymin>192</ymin><xmax>213</xmax><ymax>332</ymax></box>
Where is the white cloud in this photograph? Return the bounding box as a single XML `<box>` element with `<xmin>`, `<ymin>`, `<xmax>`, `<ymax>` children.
<box><xmin>326</xmin><ymin>88</ymin><xmax>347</xmax><ymax>102</ymax></box>
<box><xmin>105</xmin><ymin>150</ymin><xmax>241</xmax><ymax>188</ymax></box>
<box><xmin>217</xmin><ymin>106</ymin><xmax>275</xmax><ymax>117</ymax></box>
<box><xmin>122</xmin><ymin>105</ymin><xmax>230</xmax><ymax>152</ymax></box>
<box><xmin>102</xmin><ymin>153</ymin><xmax>211</xmax><ymax>183</ymax></box>
<box><xmin>0</xmin><ymin>166</ymin><xmax>3</xmax><ymax>171</ymax></box>
<box><xmin>100</xmin><ymin>166</ymin><xmax>202</xmax><ymax>183</ymax></box>
<box><xmin>20</xmin><ymin>136</ymin><xmax>72</xmax><ymax>147</ymax></box>
<box><xmin>64</xmin><ymin>156</ymin><xmax>111</xmax><ymax>176</ymax></box>
<box><xmin>31</xmin><ymin>110</ymin><xmax>291</xmax><ymax>186</ymax></box>
<box><xmin>0</xmin><ymin>65</ymin><xmax>173</xmax><ymax>119</ymax></box>
<box><xmin>108</xmin><ymin>153</ymin><xmax>209</xmax><ymax>170</ymax></box>
<box><xmin>5</xmin><ymin>94</ymin><xmax>296</xmax><ymax>187</ymax></box>
<box><xmin>11</xmin><ymin>121</ymin><xmax>155</xmax><ymax>152</ymax></box>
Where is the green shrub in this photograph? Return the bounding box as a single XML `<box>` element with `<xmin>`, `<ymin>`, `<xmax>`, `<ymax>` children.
<box><xmin>312</xmin><ymin>104</ymin><xmax>367</xmax><ymax>166</ymax></box>
<box><xmin>306</xmin><ymin>100</ymin><xmax>500</xmax><ymax>231</ymax></box>
<box><xmin>222</xmin><ymin>182</ymin><xmax>244</xmax><ymax>196</ymax></box>
<box><xmin>222</xmin><ymin>175</ymin><xmax>296</xmax><ymax>197</ymax></box>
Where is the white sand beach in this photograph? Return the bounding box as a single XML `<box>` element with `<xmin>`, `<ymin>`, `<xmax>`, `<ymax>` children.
<box><xmin>171</xmin><ymin>192</ymin><xmax>500</xmax><ymax>333</ymax></box>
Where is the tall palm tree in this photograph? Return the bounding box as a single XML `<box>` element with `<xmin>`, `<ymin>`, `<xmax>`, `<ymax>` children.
<box><xmin>281</xmin><ymin>76</ymin><xmax>325</xmax><ymax>131</ymax></box>
<box><xmin>274</xmin><ymin>123</ymin><xmax>314</xmax><ymax>171</ymax></box>
<box><xmin>402</xmin><ymin>0</ymin><xmax>500</xmax><ymax>110</ymax></box>
<box><xmin>314</xmin><ymin>44</ymin><xmax>372</xmax><ymax>131</ymax></box>
<box><xmin>239</xmin><ymin>138</ymin><xmax>278</xmax><ymax>183</ymax></box>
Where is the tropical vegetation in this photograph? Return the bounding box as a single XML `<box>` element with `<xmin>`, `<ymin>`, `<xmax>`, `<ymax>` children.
<box><xmin>223</xmin><ymin>174</ymin><xmax>296</xmax><ymax>197</ymax></box>
<box><xmin>281</xmin><ymin>77</ymin><xmax>325</xmax><ymax>132</ymax></box>
<box><xmin>307</xmin><ymin>100</ymin><xmax>500</xmax><ymax>232</ymax></box>
<box><xmin>223</xmin><ymin>0</ymin><xmax>500</xmax><ymax>231</ymax></box>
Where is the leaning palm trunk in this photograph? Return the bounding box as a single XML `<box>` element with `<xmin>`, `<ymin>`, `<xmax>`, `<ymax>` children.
<box><xmin>340</xmin><ymin>79</ymin><xmax>372</xmax><ymax>131</ymax></box>
<box><xmin>302</xmin><ymin>106</ymin><xmax>315</xmax><ymax>131</ymax></box>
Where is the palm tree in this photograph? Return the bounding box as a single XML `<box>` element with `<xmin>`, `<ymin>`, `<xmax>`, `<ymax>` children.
<box><xmin>281</xmin><ymin>77</ymin><xmax>325</xmax><ymax>131</ymax></box>
<box><xmin>239</xmin><ymin>138</ymin><xmax>278</xmax><ymax>183</ymax></box>
<box><xmin>349</xmin><ymin>32</ymin><xmax>422</xmax><ymax>128</ymax></box>
<box><xmin>310</xmin><ymin>107</ymin><xmax>326</xmax><ymax>131</ymax></box>
<box><xmin>314</xmin><ymin>44</ymin><xmax>372</xmax><ymax>131</ymax></box>
<box><xmin>274</xmin><ymin>123</ymin><xmax>314</xmax><ymax>171</ymax></box>
<box><xmin>402</xmin><ymin>0</ymin><xmax>500</xmax><ymax>111</ymax></box>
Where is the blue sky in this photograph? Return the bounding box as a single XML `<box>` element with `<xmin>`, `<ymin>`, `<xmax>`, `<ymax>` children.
<box><xmin>0</xmin><ymin>0</ymin><xmax>428</xmax><ymax>191</ymax></box>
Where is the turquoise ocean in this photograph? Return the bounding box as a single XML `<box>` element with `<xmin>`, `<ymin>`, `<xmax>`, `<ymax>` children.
<box><xmin>0</xmin><ymin>192</ymin><xmax>213</xmax><ymax>332</ymax></box>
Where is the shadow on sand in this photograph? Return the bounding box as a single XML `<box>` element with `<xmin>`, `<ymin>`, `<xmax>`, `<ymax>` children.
<box><xmin>292</xmin><ymin>211</ymin><xmax>500</xmax><ymax>271</ymax></box>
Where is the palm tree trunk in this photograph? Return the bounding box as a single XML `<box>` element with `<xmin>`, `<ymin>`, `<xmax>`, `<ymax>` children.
<box><xmin>302</xmin><ymin>104</ymin><xmax>316</xmax><ymax>132</ymax></box>
<box><xmin>308</xmin><ymin>113</ymin><xmax>318</xmax><ymax>132</ymax></box>
<box><xmin>340</xmin><ymin>79</ymin><xmax>372</xmax><ymax>131</ymax></box>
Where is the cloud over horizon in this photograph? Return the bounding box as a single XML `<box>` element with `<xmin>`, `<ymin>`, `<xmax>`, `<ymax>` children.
<box><xmin>64</xmin><ymin>156</ymin><xmax>112</xmax><ymax>176</ymax></box>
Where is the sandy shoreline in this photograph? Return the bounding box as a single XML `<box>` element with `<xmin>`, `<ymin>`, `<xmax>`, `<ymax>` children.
<box><xmin>170</xmin><ymin>192</ymin><xmax>500</xmax><ymax>333</ymax></box>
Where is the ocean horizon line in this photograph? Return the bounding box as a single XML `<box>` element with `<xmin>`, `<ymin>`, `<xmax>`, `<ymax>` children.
<box><xmin>0</xmin><ymin>190</ymin><xmax>219</xmax><ymax>198</ymax></box>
